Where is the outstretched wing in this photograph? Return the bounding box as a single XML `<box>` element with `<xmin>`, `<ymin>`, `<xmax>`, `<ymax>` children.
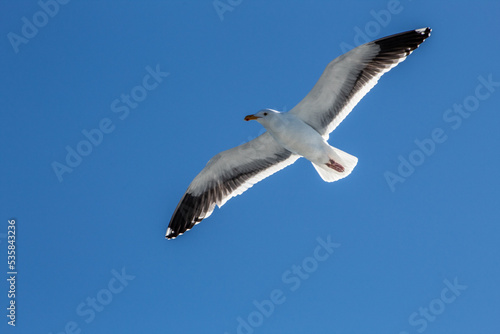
<box><xmin>166</xmin><ymin>132</ymin><xmax>299</xmax><ymax>239</ymax></box>
<box><xmin>290</xmin><ymin>27</ymin><xmax>431</xmax><ymax>138</ymax></box>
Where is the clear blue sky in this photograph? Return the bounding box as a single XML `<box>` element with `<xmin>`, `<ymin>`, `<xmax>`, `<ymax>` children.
<box><xmin>1</xmin><ymin>1</ymin><xmax>499</xmax><ymax>333</ymax></box>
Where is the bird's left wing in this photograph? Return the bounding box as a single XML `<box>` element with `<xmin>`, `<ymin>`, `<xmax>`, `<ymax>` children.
<box><xmin>290</xmin><ymin>27</ymin><xmax>431</xmax><ymax>139</ymax></box>
<box><xmin>166</xmin><ymin>132</ymin><xmax>299</xmax><ymax>239</ymax></box>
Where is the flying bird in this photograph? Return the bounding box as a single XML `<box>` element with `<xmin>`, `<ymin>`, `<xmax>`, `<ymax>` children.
<box><xmin>166</xmin><ymin>27</ymin><xmax>431</xmax><ymax>239</ymax></box>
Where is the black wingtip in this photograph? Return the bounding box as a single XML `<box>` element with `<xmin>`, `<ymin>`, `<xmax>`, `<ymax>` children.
<box><xmin>165</xmin><ymin>192</ymin><xmax>206</xmax><ymax>240</ymax></box>
<box><xmin>165</xmin><ymin>227</ymin><xmax>176</xmax><ymax>240</ymax></box>
<box><xmin>416</xmin><ymin>27</ymin><xmax>432</xmax><ymax>39</ymax></box>
<box><xmin>371</xmin><ymin>27</ymin><xmax>431</xmax><ymax>59</ymax></box>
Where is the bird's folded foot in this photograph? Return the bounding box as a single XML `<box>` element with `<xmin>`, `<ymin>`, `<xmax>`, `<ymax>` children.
<box><xmin>326</xmin><ymin>159</ymin><xmax>345</xmax><ymax>172</ymax></box>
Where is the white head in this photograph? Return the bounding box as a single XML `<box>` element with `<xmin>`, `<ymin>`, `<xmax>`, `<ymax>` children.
<box><xmin>244</xmin><ymin>108</ymin><xmax>280</xmax><ymax>126</ymax></box>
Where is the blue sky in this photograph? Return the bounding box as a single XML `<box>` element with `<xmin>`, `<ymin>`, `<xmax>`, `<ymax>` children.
<box><xmin>1</xmin><ymin>1</ymin><xmax>499</xmax><ymax>333</ymax></box>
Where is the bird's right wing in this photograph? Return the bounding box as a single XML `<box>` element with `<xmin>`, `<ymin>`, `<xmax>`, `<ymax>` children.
<box><xmin>166</xmin><ymin>132</ymin><xmax>299</xmax><ymax>239</ymax></box>
<box><xmin>290</xmin><ymin>28</ymin><xmax>431</xmax><ymax>139</ymax></box>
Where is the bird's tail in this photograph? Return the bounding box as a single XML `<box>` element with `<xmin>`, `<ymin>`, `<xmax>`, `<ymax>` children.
<box><xmin>311</xmin><ymin>146</ymin><xmax>358</xmax><ymax>182</ymax></box>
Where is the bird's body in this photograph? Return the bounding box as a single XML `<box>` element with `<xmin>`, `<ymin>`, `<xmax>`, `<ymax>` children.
<box><xmin>259</xmin><ymin>110</ymin><xmax>329</xmax><ymax>162</ymax></box>
<box><xmin>166</xmin><ymin>27</ymin><xmax>432</xmax><ymax>239</ymax></box>
<box><xmin>252</xmin><ymin>109</ymin><xmax>357</xmax><ymax>181</ymax></box>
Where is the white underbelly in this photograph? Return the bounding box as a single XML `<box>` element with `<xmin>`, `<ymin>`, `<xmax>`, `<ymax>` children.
<box><xmin>267</xmin><ymin>117</ymin><xmax>329</xmax><ymax>162</ymax></box>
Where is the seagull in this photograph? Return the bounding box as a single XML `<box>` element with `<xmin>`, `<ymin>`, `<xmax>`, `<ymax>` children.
<box><xmin>166</xmin><ymin>27</ymin><xmax>431</xmax><ymax>239</ymax></box>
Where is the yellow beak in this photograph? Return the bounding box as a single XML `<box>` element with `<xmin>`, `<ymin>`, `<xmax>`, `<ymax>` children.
<box><xmin>244</xmin><ymin>114</ymin><xmax>261</xmax><ymax>121</ymax></box>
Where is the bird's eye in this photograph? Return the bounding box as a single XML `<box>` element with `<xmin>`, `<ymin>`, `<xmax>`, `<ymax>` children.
<box><xmin>263</xmin><ymin>112</ymin><xmax>268</xmax><ymax>116</ymax></box>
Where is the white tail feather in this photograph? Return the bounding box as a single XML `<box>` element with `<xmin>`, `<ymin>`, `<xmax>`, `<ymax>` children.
<box><xmin>312</xmin><ymin>146</ymin><xmax>358</xmax><ymax>182</ymax></box>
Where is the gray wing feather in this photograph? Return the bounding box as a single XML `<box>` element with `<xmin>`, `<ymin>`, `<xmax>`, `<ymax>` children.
<box><xmin>290</xmin><ymin>28</ymin><xmax>431</xmax><ymax>138</ymax></box>
<box><xmin>166</xmin><ymin>132</ymin><xmax>299</xmax><ymax>239</ymax></box>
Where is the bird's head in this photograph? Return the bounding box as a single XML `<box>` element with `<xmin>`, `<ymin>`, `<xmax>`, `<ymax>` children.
<box><xmin>244</xmin><ymin>109</ymin><xmax>280</xmax><ymax>123</ymax></box>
